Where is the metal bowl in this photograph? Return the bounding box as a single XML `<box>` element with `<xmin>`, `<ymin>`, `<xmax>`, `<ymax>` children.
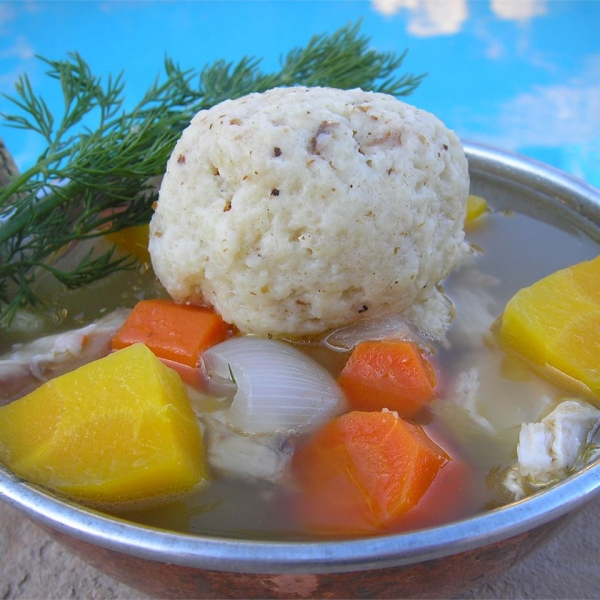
<box><xmin>1</xmin><ymin>142</ymin><xmax>600</xmax><ymax>599</ymax></box>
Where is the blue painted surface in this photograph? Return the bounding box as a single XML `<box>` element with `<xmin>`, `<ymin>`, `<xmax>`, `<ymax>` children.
<box><xmin>0</xmin><ymin>0</ymin><xmax>598</xmax><ymax>187</ymax></box>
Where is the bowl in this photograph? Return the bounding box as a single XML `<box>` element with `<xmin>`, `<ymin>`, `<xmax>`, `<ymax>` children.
<box><xmin>1</xmin><ymin>141</ymin><xmax>600</xmax><ymax>599</ymax></box>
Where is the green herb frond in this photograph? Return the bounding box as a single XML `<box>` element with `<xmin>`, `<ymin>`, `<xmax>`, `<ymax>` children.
<box><xmin>0</xmin><ymin>21</ymin><xmax>425</xmax><ymax>326</ymax></box>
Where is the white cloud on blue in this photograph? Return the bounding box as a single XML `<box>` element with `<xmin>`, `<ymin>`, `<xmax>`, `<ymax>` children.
<box><xmin>491</xmin><ymin>0</ymin><xmax>547</xmax><ymax>21</ymax></box>
<box><xmin>1</xmin><ymin>36</ymin><xmax>35</xmax><ymax>61</ymax></box>
<box><xmin>459</xmin><ymin>55</ymin><xmax>600</xmax><ymax>186</ymax></box>
<box><xmin>474</xmin><ymin>58</ymin><xmax>600</xmax><ymax>148</ymax></box>
<box><xmin>371</xmin><ymin>0</ymin><xmax>548</xmax><ymax>37</ymax></box>
<box><xmin>372</xmin><ymin>0</ymin><xmax>468</xmax><ymax>36</ymax></box>
<box><xmin>0</xmin><ymin>3</ymin><xmax>16</xmax><ymax>33</ymax></box>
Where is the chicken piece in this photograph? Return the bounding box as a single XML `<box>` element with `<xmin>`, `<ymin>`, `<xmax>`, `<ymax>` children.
<box><xmin>499</xmin><ymin>399</ymin><xmax>600</xmax><ymax>501</ymax></box>
<box><xmin>447</xmin><ymin>348</ymin><xmax>556</xmax><ymax>435</ymax></box>
<box><xmin>446</xmin><ymin>266</ymin><xmax>501</xmax><ymax>351</ymax></box>
<box><xmin>202</xmin><ymin>409</ymin><xmax>295</xmax><ymax>483</ymax></box>
<box><xmin>0</xmin><ymin>309</ymin><xmax>130</xmax><ymax>403</ymax></box>
<box><xmin>517</xmin><ymin>399</ymin><xmax>600</xmax><ymax>484</ymax></box>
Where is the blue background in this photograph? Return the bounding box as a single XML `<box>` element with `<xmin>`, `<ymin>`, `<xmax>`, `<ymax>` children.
<box><xmin>1</xmin><ymin>0</ymin><xmax>599</xmax><ymax>187</ymax></box>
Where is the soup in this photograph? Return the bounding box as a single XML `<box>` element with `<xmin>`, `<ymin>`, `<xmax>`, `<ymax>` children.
<box><xmin>1</xmin><ymin>190</ymin><xmax>599</xmax><ymax>540</ymax></box>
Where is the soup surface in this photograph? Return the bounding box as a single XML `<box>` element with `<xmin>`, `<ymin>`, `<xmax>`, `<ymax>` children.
<box><xmin>1</xmin><ymin>195</ymin><xmax>599</xmax><ymax>540</ymax></box>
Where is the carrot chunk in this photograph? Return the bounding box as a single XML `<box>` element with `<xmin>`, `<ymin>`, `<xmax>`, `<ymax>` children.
<box><xmin>291</xmin><ymin>410</ymin><xmax>450</xmax><ymax>534</ymax></box>
<box><xmin>337</xmin><ymin>340</ymin><xmax>437</xmax><ymax>416</ymax></box>
<box><xmin>111</xmin><ymin>299</ymin><xmax>230</xmax><ymax>368</ymax></box>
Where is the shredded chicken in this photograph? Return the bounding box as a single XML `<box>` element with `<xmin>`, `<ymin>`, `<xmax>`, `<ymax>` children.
<box><xmin>517</xmin><ymin>399</ymin><xmax>600</xmax><ymax>483</ymax></box>
<box><xmin>446</xmin><ymin>266</ymin><xmax>501</xmax><ymax>350</ymax></box>
<box><xmin>502</xmin><ymin>399</ymin><xmax>600</xmax><ymax>500</ymax></box>
<box><xmin>0</xmin><ymin>309</ymin><xmax>130</xmax><ymax>404</ymax></box>
<box><xmin>202</xmin><ymin>409</ymin><xmax>295</xmax><ymax>483</ymax></box>
<box><xmin>447</xmin><ymin>350</ymin><xmax>556</xmax><ymax>436</ymax></box>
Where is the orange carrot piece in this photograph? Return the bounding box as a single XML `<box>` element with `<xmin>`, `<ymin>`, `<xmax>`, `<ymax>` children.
<box><xmin>111</xmin><ymin>299</ymin><xmax>230</xmax><ymax>368</ymax></box>
<box><xmin>291</xmin><ymin>410</ymin><xmax>450</xmax><ymax>534</ymax></box>
<box><xmin>390</xmin><ymin>457</ymin><xmax>473</xmax><ymax>533</ymax></box>
<box><xmin>337</xmin><ymin>340</ymin><xmax>437</xmax><ymax>416</ymax></box>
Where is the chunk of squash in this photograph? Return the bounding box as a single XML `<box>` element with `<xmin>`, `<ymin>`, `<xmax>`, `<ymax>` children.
<box><xmin>498</xmin><ymin>256</ymin><xmax>600</xmax><ymax>398</ymax></box>
<box><xmin>465</xmin><ymin>194</ymin><xmax>488</xmax><ymax>224</ymax></box>
<box><xmin>104</xmin><ymin>223</ymin><xmax>151</xmax><ymax>263</ymax></box>
<box><xmin>0</xmin><ymin>343</ymin><xmax>208</xmax><ymax>506</ymax></box>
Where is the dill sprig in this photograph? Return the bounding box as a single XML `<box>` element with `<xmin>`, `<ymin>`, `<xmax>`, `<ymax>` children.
<box><xmin>0</xmin><ymin>21</ymin><xmax>425</xmax><ymax>326</ymax></box>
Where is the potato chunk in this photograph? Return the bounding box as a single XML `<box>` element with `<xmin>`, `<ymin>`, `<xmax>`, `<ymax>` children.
<box><xmin>498</xmin><ymin>256</ymin><xmax>600</xmax><ymax>398</ymax></box>
<box><xmin>0</xmin><ymin>343</ymin><xmax>208</xmax><ymax>506</ymax></box>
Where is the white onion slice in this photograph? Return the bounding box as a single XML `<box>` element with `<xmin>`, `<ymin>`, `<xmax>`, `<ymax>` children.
<box><xmin>200</xmin><ymin>337</ymin><xmax>345</xmax><ymax>434</ymax></box>
<box><xmin>321</xmin><ymin>314</ymin><xmax>421</xmax><ymax>352</ymax></box>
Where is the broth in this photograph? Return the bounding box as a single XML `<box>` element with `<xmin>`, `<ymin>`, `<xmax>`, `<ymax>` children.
<box><xmin>2</xmin><ymin>202</ymin><xmax>600</xmax><ymax>540</ymax></box>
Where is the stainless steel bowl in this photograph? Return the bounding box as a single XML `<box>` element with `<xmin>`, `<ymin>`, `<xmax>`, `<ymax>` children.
<box><xmin>1</xmin><ymin>142</ymin><xmax>600</xmax><ymax>599</ymax></box>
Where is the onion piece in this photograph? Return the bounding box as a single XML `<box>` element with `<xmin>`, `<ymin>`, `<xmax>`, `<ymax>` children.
<box><xmin>321</xmin><ymin>314</ymin><xmax>424</xmax><ymax>352</ymax></box>
<box><xmin>161</xmin><ymin>358</ymin><xmax>237</xmax><ymax>399</ymax></box>
<box><xmin>200</xmin><ymin>337</ymin><xmax>345</xmax><ymax>434</ymax></box>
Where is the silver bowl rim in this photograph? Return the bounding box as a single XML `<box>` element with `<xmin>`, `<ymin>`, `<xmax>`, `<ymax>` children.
<box><xmin>1</xmin><ymin>141</ymin><xmax>600</xmax><ymax>575</ymax></box>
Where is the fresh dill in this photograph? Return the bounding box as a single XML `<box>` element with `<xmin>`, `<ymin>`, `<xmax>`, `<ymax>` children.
<box><xmin>228</xmin><ymin>364</ymin><xmax>237</xmax><ymax>385</ymax></box>
<box><xmin>0</xmin><ymin>21</ymin><xmax>425</xmax><ymax>326</ymax></box>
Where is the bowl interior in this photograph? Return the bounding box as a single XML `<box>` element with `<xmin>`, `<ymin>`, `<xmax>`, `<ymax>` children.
<box><xmin>1</xmin><ymin>141</ymin><xmax>600</xmax><ymax>575</ymax></box>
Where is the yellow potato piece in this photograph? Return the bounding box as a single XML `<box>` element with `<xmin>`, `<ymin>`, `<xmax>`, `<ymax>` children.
<box><xmin>498</xmin><ymin>255</ymin><xmax>600</xmax><ymax>398</ymax></box>
<box><xmin>0</xmin><ymin>343</ymin><xmax>208</xmax><ymax>506</ymax></box>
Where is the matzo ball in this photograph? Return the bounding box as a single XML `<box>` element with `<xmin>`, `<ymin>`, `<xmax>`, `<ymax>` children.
<box><xmin>149</xmin><ymin>86</ymin><xmax>469</xmax><ymax>338</ymax></box>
